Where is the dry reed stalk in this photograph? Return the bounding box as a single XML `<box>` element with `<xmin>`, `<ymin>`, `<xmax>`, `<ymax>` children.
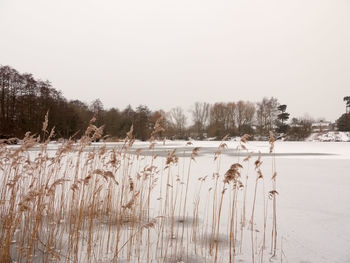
<box><xmin>0</xmin><ymin>116</ymin><xmax>283</xmax><ymax>262</ymax></box>
<box><xmin>250</xmin><ymin>151</ymin><xmax>263</xmax><ymax>263</ymax></box>
<box><xmin>269</xmin><ymin>131</ymin><xmax>278</xmax><ymax>258</ymax></box>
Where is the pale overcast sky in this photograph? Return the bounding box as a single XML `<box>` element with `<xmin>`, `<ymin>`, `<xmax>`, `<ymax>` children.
<box><xmin>1</xmin><ymin>0</ymin><xmax>349</xmax><ymax>121</ymax></box>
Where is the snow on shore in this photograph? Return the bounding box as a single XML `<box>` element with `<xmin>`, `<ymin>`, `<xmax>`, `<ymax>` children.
<box><xmin>307</xmin><ymin>131</ymin><xmax>350</xmax><ymax>142</ymax></box>
<box><xmin>4</xmin><ymin>140</ymin><xmax>350</xmax><ymax>262</ymax></box>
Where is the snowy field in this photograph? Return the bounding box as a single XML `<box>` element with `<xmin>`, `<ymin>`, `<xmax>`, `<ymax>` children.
<box><xmin>2</xmin><ymin>139</ymin><xmax>350</xmax><ymax>262</ymax></box>
<box><xmin>92</xmin><ymin>140</ymin><xmax>350</xmax><ymax>263</ymax></box>
<box><xmin>145</xmin><ymin>140</ymin><xmax>350</xmax><ymax>263</ymax></box>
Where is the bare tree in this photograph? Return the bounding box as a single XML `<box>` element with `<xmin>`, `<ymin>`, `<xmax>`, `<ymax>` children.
<box><xmin>234</xmin><ymin>101</ymin><xmax>255</xmax><ymax>135</ymax></box>
<box><xmin>242</xmin><ymin>101</ymin><xmax>256</xmax><ymax>132</ymax></box>
<box><xmin>256</xmin><ymin>97</ymin><xmax>279</xmax><ymax>135</ymax></box>
<box><xmin>225</xmin><ymin>102</ymin><xmax>236</xmax><ymax>133</ymax></box>
<box><xmin>236</xmin><ymin>101</ymin><xmax>245</xmax><ymax>131</ymax></box>
<box><xmin>208</xmin><ymin>102</ymin><xmax>227</xmax><ymax>138</ymax></box>
<box><xmin>169</xmin><ymin>107</ymin><xmax>187</xmax><ymax>139</ymax></box>
<box><xmin>191</xmin><ymin>102</ymin><xmax>210</xmax><ymax>139</ymax></box>
<box><xmin>134</xmin><ymin>105</ymin><xmax>151</xmax><ymax>141</ymax></box>
<box><xmin>89</xmin><ymin>99</ymin><xmax>104</xmax><ymax>115</ymax></box>
<box><xmin>89</xmin><ymin>98</ymin><xmax>105</xmax><ymax>127</ymax></box>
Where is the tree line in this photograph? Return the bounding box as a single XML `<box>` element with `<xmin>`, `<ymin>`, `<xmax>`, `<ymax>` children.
<box><xmin>2</xmin><ymin>65</ymin><xmax>345</xmax><ymax>141</ymax></box>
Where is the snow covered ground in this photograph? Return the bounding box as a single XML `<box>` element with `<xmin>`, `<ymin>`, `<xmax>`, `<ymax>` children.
<box><xmin>78</xmin><ymin>140</ymin><xmax>350</xmax><ymax>262</ymax></box>
<box><xmin>307</xmin><ymin>131</ymin><xmax>350</xmax><ymax>142</ymax></box>
<box><xmin>160</xmin><ymin>140</ymin><xmax>350</xmax><ymax>263</ymax></box>
<box><xmin>4</xmin><ymin>140</ymin><xmax>350</xmax><ymax>262</ymax></box>
<box><xmin>134</xmin><ymin>140</ymin><xmax>349</xmax><ymax>263</ymax></box>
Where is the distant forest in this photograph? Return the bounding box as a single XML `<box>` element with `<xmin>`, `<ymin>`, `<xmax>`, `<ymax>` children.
<box><xmin>1</xmin><ymin>65</ymin><xmax>348</xmax><ymax>141</ymax></box>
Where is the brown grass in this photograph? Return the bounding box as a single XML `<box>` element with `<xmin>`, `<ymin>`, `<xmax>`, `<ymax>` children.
<box><xmin>0</xmin><ymin>118</ymin><xmax>281</xmax><ymax>262</ymax></box>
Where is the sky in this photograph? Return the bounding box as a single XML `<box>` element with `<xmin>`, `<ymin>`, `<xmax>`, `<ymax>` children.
<box><xmin>1</xmin><ymin>0</ymin><xmax>349</xmax><ymax>121</ymax></box>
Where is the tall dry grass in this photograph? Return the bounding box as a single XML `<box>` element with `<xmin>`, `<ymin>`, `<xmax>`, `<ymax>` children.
<box><xmin>0</xmin><ymin>117</ymin><xmax>282</xmax><ymax>262</ymax></box>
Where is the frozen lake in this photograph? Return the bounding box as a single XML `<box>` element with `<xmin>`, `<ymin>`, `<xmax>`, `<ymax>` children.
<box><xmin>3</xmin><ymin>140</ymin><xmax>350</xmax><ymax>262</ymax></box>
<box><xmin>145</xmin><ymin>140</ymin><xmax>350</xmax><ymax>263</ymax></box>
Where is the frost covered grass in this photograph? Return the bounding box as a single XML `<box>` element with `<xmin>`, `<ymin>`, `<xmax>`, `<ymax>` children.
<box><xmin>3</xmin><ymin>118</ymin><xmax>346</xmax><ymax>262</ymax></box>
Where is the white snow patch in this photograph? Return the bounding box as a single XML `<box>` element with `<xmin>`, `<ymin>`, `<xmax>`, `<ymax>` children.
<box><xmin>307</xmin><ymin>131</ymin><xmax>350</xmax><ymax>142</ymax></box>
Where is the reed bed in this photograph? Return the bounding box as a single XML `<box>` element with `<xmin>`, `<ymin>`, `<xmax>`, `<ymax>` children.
<box><xmin>0</xmin><ymin>118</ymin><xmax>282</xmax><ymax>262</ymax></box>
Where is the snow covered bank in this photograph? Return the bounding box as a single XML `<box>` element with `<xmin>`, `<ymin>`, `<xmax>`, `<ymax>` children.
<box><xmin>307</xmin><ymin>131</ymin><xmax>350</xmax><ymax>142</ymax></box>
<box><xmin>2</xmin><ymin>140</ymin><xmax>350</xmax><ymax>262</ymax></box>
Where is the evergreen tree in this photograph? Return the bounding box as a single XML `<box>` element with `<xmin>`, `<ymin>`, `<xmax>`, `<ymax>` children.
<box><xmin>276</xmin><ymin>104</ymin><xmax>290</xmax><ymax>133</ymax></box>
<box><xmin>336</xmin><ymin>113</ymin><xmax>350</xmax><ymax>131</ymax></box>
